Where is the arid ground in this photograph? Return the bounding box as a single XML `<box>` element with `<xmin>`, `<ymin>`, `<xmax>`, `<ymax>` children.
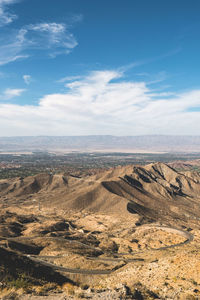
<box><xmin>0</xmin><ymin>162</ymin><xmax>200</xmax><ymax>299</ymax></box>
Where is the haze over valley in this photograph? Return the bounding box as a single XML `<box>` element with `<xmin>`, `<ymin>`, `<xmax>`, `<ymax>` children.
<box><xmin>1</xmin><ymin>135</ymin><xmax>200</xmax><ymax>152</ymax></box>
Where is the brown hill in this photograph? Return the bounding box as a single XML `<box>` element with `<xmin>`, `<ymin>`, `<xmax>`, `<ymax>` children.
<box><xmin>1</xmin><ymin>162</ymin><xmax>200</xmax><ymax>228</ymax></box>
<box><xmin>169</xmin><ymin>159</ymin><xmax>200</xmax><ymax>171</ymax></box>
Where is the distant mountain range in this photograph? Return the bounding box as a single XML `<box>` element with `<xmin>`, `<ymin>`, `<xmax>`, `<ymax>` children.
<box><xmin>0</xmin><ymin>135</ymin><xmax>200</xmax><ymax>152</ymax></box>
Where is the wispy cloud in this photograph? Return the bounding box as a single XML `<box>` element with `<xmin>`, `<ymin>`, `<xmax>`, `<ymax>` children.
<box><xmin>58</xmin><ymin>75</ymin><xmax>82</xmax><ymax>83</ymax></box>
<box><xmin>119</xmin><ymin>48</ymin><xmax>182</xmax><ymax>73</ymax></box>
<box><xmin>23</xmin><ymin>74</ymin><xmax>32</xmax><ymax>85</ymax></box>
<box><xmin>0</xmin><ymin>19</ymin><xmax>79</xmax><ymax>65</ymax></box>
<box><xmin>0</xmin><ymin>0</ymin><xmax>80</xmax><ymax>65</ymax></box>
<box><xmin>144</xmin><ymin>71</ymin><xmax>168</xmax><ymax>85</ymax></box>
<box><xmin>24</xmin><ymin>22</ymin><xmax>78</xmax><ymax>53</ymax></box>
<box><xmin>67</xmin><ymin>13</ymin><xmax>83</xmax><ymax>24</ymax></box>
<box><xmin>0</xmin><ymin>30</ymin><xmax>29</xmax><ymax>65</ymax></box>
<box><xmin>0</xmin><ymin>0</ymin><xmax>18</xmax><ymax>27</ymax></box>
<box><xmin>0</xmin><ymin>69</ymin><xmax>199</xmax><ymax>135</ymax></box>
<box><xmin>0</xmin><ymin>88</ymin><xmax>25</xmax><ymax>100</ymax></box>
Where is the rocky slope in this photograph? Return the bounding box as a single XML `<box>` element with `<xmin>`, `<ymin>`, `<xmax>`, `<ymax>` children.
<box><xmin>1</xmin><ymin>162</ymin><xmax>200</xmax><ymax>228</ymax></box>
<box><xmin>0</xmin><ymin>163</ymin><xmax>200</xmax><ymax>299</ymax></box>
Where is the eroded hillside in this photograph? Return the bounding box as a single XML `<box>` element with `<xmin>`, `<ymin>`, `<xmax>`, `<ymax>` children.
<box><xmin>0</xmin><ymin>162</ymin><xmax>200</xmax><ymax>299</ymax></box>
<box><xmin>1</xmin><ymin>162</ymin><xmax>200</xmax><ymax>228</ymax></box>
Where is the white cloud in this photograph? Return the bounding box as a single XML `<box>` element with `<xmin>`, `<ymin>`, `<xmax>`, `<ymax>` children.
<box><xmin>0</xmin><ymin>88</ymin><xmax>25</xmax><ymax>100</ymax></box>
<box><xmin>58</xmin><ymin>75</ymin><xmax>82</xmax><ymax>83</ymax></box>
<box><xmin>0</xmin><ymin>21</ymin><xmax>78</xmax><ymax>65</ymax></box>
<box><xmin>24</xmin><ymin>22</ymin><xmax>78</xmax><ymax>51</ymax></box>
<box><xmin>23</xmin><ymin>74</ymin><xmax>31</xmax><ymax>85</ymax></box>
<box><xmin>0</xmin><ymin>69</ymin><xmax>199</xmax><ymax>136</ymax></box>
<box><xmin>0</xmin><ymin>0</ymin><xmax>18</xmax><ymax>27</ymax></box>
<box><xmin>0</xmin><ymin>29</ymin><xmax>28</xmax><ymax>65</ymax></box>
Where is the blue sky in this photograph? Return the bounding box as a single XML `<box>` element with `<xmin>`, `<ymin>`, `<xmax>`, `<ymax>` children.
<box><xmin>0</xmin><ymin>0</ymin><xmax>200</xmax><ymax>136</ymax></box>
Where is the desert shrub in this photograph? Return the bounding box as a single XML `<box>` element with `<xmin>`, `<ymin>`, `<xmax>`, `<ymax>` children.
<box><xmin>6</xmin><ymin>273</ymin><xmax>30</xmax><ymax>290</ymax></box>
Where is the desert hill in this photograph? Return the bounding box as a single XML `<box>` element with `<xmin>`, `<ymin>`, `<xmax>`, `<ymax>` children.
<box><xmin>1</xmin><ymin>162</ymin><xmax>200</xmax><ymax>228</ymax></box>
<box><xmin>1</xmin><ymin>162</ymin><xmax>200</xmax><ymax>299</ymax></box>
<box><xmin>169</xmin><ymin>158</ymin><xmax>200</xmax><ymax>170</ymax></box>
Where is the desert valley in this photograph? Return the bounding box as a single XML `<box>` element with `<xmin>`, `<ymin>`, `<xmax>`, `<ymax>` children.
<box><xmin>0</xmin><ymin>148</ymin><xmax>200</xmax><ymax>299</ymax></box>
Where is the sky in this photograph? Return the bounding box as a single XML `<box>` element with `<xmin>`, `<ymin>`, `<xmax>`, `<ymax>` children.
<box><xmin>0</xmin><ymin>0</ymin><xmax>200</xmax><ymax>136</ymax></box>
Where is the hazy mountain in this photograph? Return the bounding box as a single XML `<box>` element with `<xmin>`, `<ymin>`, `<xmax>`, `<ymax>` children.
<box><xmin>0</xmin><ymin>135</ymin><xmax>200</xmax><ymax>152</ymax></box>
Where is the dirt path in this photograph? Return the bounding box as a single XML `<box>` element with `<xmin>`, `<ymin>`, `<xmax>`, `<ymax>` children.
<box><xmin>25</xmin><ymin>225</ymin><xmax>194</xmax><ymax>275</ymax></box>
<box><xmin>0</xmin><ymin>225</ymin><xmax>193</xmax><ymax>276</ymax></box>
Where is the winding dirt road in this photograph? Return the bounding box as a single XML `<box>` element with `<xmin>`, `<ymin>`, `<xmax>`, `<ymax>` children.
<box><xmin>0</xmin><ymin>224</ymin><xmax>192</xmax><ymax>276</ymax></box>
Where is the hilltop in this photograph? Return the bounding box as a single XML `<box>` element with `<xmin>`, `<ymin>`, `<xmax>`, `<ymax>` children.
<box><xmin>1</xmin><ymin>162</ymin><xmax>200</xmax><ymax>228</ymax></box>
